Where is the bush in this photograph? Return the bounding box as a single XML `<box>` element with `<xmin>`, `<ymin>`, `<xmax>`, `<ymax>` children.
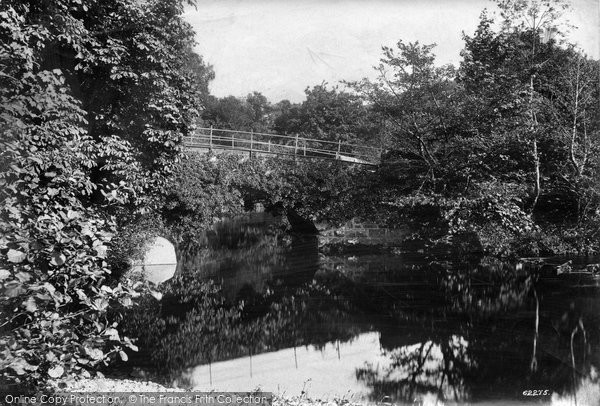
<box><xmin>0</xmin><ymin>0</ymin><xmax>207</xmax><ymax>387</ymax></box>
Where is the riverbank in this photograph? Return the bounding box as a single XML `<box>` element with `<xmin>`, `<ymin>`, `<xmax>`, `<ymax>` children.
<box><xmin>48</xmin><ymin>374</ymin><xmax>599</xmax><ymax>406</ymax></box>
<box><xmin>49</xmin><ymin>377</ymin><xmax>365</xmax><ymax>405</ymax></box>
<box><xmin>49</xmin><ymin>377</ymin><xmax>181</xmax><ymax>392</ymax></box>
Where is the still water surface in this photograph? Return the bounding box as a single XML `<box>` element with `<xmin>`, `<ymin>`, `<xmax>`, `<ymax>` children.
<box><xmin>137</xmin><ymin>214</ymin><xmax>600</xmax><ymax>404</ymax></box>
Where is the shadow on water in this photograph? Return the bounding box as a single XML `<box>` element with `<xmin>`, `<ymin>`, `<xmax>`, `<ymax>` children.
<box><xmin>123</xmin><ymin>213</ymin><xmax>600</xmax><ymax>404</ymax></box>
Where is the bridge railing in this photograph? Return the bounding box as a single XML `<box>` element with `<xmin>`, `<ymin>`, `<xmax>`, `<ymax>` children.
<box><xmin>183</xmin><ymin>127</ymin><xmax>383</xmax><ymax>165</ymax></box>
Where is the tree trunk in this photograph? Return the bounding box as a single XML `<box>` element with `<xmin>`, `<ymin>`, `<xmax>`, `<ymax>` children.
<box><xmin>529</xmin><ymin>75</ymin><xmax>541</xmax><ymax>213</ymax></box>
<box><xmin>532</xmin><ymin>137</ymin><xmax>541</xmax><ymax>212</ymax></box>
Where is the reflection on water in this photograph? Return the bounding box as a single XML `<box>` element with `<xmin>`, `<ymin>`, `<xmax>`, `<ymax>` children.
<box><xmin>179</xmin><ymin>332</ymin><xmax>383</xmax><ymax>400</ymax></box>
<box><xmin>177</xmin><ymin>213</ymin><xmax>319</xmax><ymax>301</ymax></box>
<box><xmin>126</xmin><ymin>213</ymin><xmax>600</xmax><ymax>404</ymax></box>
<box><xmin>357</xmin><ymin>335</ymin><xmax>473</xmax><ymax>402</ymax></box>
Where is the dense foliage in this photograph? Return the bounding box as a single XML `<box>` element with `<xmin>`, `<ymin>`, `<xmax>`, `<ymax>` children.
<box><xmin>1</xmin><ymin>0</ymin><xmax>599</xmax><ymax>391</ymax></box>
<box><xmin>288</xmin><ymin>2</ymin><xmax>599</xmax><ymax>254</ymax></box>
<box><xmin>0</xmin><ymin>0</ymin><xmax>211</xmax><ymax>387</ymax></box>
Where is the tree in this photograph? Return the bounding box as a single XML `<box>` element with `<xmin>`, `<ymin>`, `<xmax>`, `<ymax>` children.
<box><xmin>201</xmin><ymin>92</ymin><xmax>272</xmax><ymax>132</ymax></box>
<box><xmin>458</xmin><ymin>13</ymin><xmax>536</xmax><ymax>194</ymax></box>
<box><xmin>495</xmin><ymin>0</ymin><xmax>571</xmax><ymax>35</ymax></box>
<box><xmin>0</xmin><ymin>0</ymin><xmax>210</xmax><ymax>386</ymax></box>
<box><xmin>300</xmin><ymin>84</ymin><xmax>376</xmax><ymax>144</ymax></box>
<box><xmin>459</xmin><ymin>1</ymin><xmax>599</xmax><ymax>219</ymax></box>
<box><xmin>272</xmin><ymin>99</ymin><xmax>304</xmax><ymax>135</ymax></box>
<box><xmin>498</xmin><ymin>0</ymin><xmax>571</xmax><ymax>211</ymax></box>
<box><xmin>460</xmin><ymin>1</ymin><xmax>572</xmax><ymax>210</ymax></box>
<box><xmin>350</xmin><ymin>41</ymin><xmax>463</xmax><ymax>191</ymax></box>
<box><xmin>272</xmin><ymin>84</ymin><xmax>379</xmax><ymax>147</ymax></box>
<box><xmin>245</xmin><ymin>91</ymin><xmax>273</xmax><ymax>132</ymax></box>
<box><xmin>541</xmin><ymin>48</ymin><xmax>600</xmax><ymax>222</ymax></box>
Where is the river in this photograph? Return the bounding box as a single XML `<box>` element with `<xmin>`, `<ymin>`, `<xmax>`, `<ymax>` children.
<box><xmin>125</xmin><ymin>213</ymin><xmax>600</xmax><ymax>405</ymax></box>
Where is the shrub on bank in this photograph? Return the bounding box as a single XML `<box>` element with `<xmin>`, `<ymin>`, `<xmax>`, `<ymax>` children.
<box><xmin>0</xmin><ymin>0</ymin><xmax>206</xmax><ymax>388</ymax></box>
<box><xmin>384</xmin><ymin>192</ymin><xmax>600</xmax><ymax>257</ymax></box>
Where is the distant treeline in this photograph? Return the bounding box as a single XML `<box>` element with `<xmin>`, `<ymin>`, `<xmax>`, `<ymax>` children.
<box><xmin>198</xmin><ymin>2</ymin><xmax>600</xmax><ymax>255</ymax></box>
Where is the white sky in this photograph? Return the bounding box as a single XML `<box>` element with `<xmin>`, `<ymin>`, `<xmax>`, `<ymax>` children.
<box><xmin>184</xmin><ymin>0</ymin><xmax>600</xmax><ymax>103</ymax></box>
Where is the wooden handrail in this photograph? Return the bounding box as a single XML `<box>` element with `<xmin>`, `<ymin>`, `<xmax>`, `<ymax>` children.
<box><xmin>195</xmin><ymin>127</ymin><xmax>383</xmax><ymax>151</ymax></box>
<box><xmin>183</xmin><ymin>127</ymin><xmax>383</xmax><ymax>165</ymax></box>
<box><xmin>186</xmin><ymin>142</ymin><xmax>358</xmax><ymax>159</ymax></box>
<box><xmin>185</xmin><ymin>136</ymin><xmax>374</xmax><ymax>160</ymax></box>
<box><xmin>187</xmin><ymin>134</ymin><xmax>377</xmax><ymax>154</ymax></box>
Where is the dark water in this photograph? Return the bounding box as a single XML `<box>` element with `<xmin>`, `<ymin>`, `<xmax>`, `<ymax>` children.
<box><xmin>128</xmin><ymin>213</ymin><xmax>600</xmax><ymax>405</ymax></box>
